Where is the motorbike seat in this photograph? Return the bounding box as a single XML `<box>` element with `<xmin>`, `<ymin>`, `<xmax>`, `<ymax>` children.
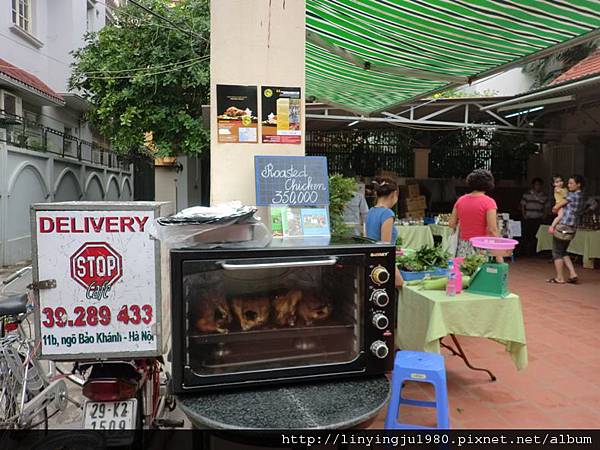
<box><xmin>0</xmin><ymin>294</ymin><xmax>28</xmax><ymax>316</ymax></box>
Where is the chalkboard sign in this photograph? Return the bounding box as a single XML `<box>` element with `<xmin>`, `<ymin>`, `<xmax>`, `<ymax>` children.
<box><xmin>255</xmin><ymin>156</ymin><xmax>329</xmax><ymax>206</ymax></box>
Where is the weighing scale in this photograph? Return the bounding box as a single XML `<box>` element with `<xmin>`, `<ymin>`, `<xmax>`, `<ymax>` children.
<box><xmin>467</xmin><ymin>237</ymin><xmax>518</xmax><ymax>298</ymax></box>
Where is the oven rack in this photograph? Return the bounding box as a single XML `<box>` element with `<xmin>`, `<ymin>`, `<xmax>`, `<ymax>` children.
<box><xmin>196</xmin><ymin>349</ymin><xmax>353</xmax><ymax>370</ymax></box>
<box><xmin>189</xmin><ymin>321</ymin><xmax>354</xmax><ymax>345</ymax></box>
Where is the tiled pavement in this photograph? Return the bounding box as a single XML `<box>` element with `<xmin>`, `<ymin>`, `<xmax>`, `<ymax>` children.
<box><xmin>370</xmin><ymin>257</ymin><xmax>600</xmax><ymax>429</ymax></box>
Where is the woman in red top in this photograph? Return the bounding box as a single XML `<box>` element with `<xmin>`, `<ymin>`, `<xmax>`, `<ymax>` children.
<box><xmin>448</xmin><ymin>169</ymin><xmax>499</xmax><ymax>257</ymax></box>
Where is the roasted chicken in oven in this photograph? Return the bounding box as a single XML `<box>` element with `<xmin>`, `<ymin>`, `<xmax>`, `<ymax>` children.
<box><xmin>298</xmin><ymin>292</ymin><xmax>333</xmax><ymax>326</ymax></box>
<box><xmin>272</xmin><ymin>289</ymin><xmax>303</xmax><ymax>327</ymax></box>
<box><xmin>231</xmin><ymin>296</ymin><xmax>271</xmax><ymax>331</ymax></box>
<box><xmin>193</xmin><ymin>290</ymin><xmax>232</xmax><ymax>334</ymax></box>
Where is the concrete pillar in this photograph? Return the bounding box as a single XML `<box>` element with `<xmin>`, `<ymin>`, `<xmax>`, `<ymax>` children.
<box><xmin>154</xmin><ymin>165</ymin><xmax>178</xmax><ymax>206</ymax></box>
<box><xmin>80</xmin><ymin>164</ymin><xmax>86</xmax><ymax>200</ymax></box>
<box><xmin>413</xmin><ymin>148</ymin><xmax>431</xmax><ymax>179</ymax></box>
<box><xmin>210</xmin><ymin>0</ymin><xmax>306</xmax><ymax>205</ymax></box>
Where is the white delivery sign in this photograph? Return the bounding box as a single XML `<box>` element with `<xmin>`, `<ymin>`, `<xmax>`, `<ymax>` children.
<box><xmin>34</xmin><ymin>209</ymin><xmax>160</xmax><ymax>358</ymax></box>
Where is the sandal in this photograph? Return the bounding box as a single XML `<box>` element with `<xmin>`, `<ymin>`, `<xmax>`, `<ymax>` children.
<box><xmin>567</xmin><ymin>277</ymin><xmax>579</xmax><ymax>284</ymax></box>
<box><xmin>547</xmin><ymin>278</ymin><xmax>566</xmax><ymax>284</ymax></box>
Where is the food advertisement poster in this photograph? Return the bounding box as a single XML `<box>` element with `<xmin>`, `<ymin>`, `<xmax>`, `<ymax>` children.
<box><xmin>261</xmin><ymin>86</ymin><xmax>301</xmax><ymax>144</ymax></box>
<box><xmin>270</xmin><ymin>206</ymin><xmax>286</xmax><ymax>237</ymax></box>
<box><xmin>33</xmin><ymin>210</ymin><xmax>159</xmax><ymax>358</ymax></box>
<box><xmin>217</xmin><ymin>84</ymin><xmax>258</xmax><ymax>143</ymax></box>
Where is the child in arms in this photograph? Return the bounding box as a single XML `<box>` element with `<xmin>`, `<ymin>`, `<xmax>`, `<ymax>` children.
<box><xmin>548</xmin><ymin>175</ymin><xmax>567</xmax><ymax>234</ymax></box>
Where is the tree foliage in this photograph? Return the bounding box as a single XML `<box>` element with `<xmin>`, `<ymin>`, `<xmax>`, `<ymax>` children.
<box><xmin>432</xmin><ymin>88</ymin><xmax>498</xmax><ymax>99</ymax></box>
<box><xmin>328</xmin><ymin>174</ymin><xmax>357</xmax><ymax>238</ymax></box>
<box><xmin>522</xmin><ymin>41</ymin><xmax>598</xmax><ymax>89</ymax></box>
<box><xmin>70</xmin><ymin>0</ymin><xmax>210</xmax><ymax>156</ymax></box>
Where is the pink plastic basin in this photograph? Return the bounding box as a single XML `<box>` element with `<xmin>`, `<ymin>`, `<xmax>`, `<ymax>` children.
<box><xmin>470</xmin><ymin>236</ymin><xmax>519</xmax><ymax>250</ymax></box>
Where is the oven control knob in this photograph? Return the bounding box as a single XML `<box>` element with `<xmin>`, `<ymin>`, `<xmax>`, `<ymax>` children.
<box><xmin>372</xmin><ymin>313</ymin><xmax>389</xmax><ymax>330</ymax></box>
<box><xmin>371</xmin><ymin>290</ymin><xmax>389</xmax><ymax>307</ymax></box>
<box><xmin>370</xmin><ymin>266</ymin><xmax>390</xmax><ymax>285</ymax></box>
<box><xmin>370</xmin><ymin>340</ymin><xmax>389</xmax><ymax>359</ymax></box>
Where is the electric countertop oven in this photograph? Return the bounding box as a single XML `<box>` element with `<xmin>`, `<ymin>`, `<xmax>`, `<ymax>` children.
<box><xmin>170</xmin><ymin>237</ymin><xmax>396</xmax><ymax>393</ymax></box>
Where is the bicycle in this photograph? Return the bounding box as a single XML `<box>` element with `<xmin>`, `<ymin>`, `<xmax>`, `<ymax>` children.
<box><xmin>0</xmin><ymin>266</ymin><xmax>68</xmax><ymax>429</ymax></box>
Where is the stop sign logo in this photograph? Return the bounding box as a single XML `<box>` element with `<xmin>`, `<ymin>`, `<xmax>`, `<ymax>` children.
<box><xmin>70</xmin><ymin>242</ymin><xmax>123</xmax><ymax>290</ymax></box>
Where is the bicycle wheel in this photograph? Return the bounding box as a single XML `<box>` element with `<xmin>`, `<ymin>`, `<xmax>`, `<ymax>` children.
<box><xmin>0</xmin><ymin>336</ymin><xmax>50</xmax><ymax>429</ymax></box>
<box><xmin>0</xmin><ymin>336</ymin><xmax>23</xmax><ymax>428</ymax></box>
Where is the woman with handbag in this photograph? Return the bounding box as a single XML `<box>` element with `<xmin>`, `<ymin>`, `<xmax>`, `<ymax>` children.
<box><xmin>547</xmin><ymin>175</ymin><xmax>585</xmax><ymax>284</ymax></box>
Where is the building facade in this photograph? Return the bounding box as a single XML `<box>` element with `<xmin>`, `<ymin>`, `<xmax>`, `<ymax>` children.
<box><xmin>1</xmin><ymin>0</ymin><xmax>133</xmax><ymax>266</ymax></box>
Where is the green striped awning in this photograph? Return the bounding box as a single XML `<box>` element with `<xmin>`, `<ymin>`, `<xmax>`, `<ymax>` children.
<box><xmin>306</xmin><ymin>0</ymin><xmax>600</xmax><ymax>114</ymax></box>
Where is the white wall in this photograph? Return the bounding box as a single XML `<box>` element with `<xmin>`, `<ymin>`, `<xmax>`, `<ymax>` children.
<box><xmin>459</xmin><ymin>67</ymin><xmax>535</xmax><ymax>97</ymax></box>
<box><xmin>210</xmin><ymin>0</ymin><xmax>306</xmax><ymax>205</ymax></box>
<box><xmin>0</xmin><ymin>0</ymin><xmax>106</xmax><ymax>93</ymax></box>
<box><xmin>0</xmin><ymin>139</ymin><xmax>133</xmax><ymax>266</ymax></box>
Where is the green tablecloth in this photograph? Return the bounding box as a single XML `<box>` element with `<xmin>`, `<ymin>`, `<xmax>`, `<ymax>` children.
<box><xmin>395</xmin><ymin>225</ymin><xmax>435</xmax><ymax>250</ymax></box>
<box><xmin>536</xmin><ymin>225</ymin><xmax>600</xmax><ymax>267</ymax></box>
<box><xmin>428</xmin><ymin>224</ymin><xmax>454</xmax><ymax>252</ymax></box>
<box><xmin>396</xmin><ymin>285</ymin><xmax>528</xmax><ymax>371</ymax></box>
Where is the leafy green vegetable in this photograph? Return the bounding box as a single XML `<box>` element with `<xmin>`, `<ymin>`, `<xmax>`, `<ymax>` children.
<box><xmin>415</xmin><ymin>245</ymin><xmax>450</xmax><ymax>269</ymax></box>
<box><xmin>460</xmin><ymin>254</ymin><xmax>487</xmax><ymax>276</ymax></box>
<box><xmin>396</xmin><ymin>244</ymin><xmax>450</xmax><ymax>272</ymax></box>
<box><xmin>421</xmin><ymin>276</ymin><xmax>471</xmax><ymax>290</ymax></box>
<box><xmin>396</xmin><ymin>255</ymin><xmax>426</xmax><ymax>272</ymax></box>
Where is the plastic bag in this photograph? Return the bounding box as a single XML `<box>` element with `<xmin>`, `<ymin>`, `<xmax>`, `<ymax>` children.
<box><xmin>447</xmin><ymin>226</ymin><xmax>459</xmax><ymax>257</ymax></box>
<box><xmin>151</xmin><ymin>202</ymin><xmax>272</xmax><ymax>249</ymax></box>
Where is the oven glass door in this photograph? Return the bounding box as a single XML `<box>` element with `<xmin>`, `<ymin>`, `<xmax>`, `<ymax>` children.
<box><xmin>183</xmin><ymin>254</ymin><xmax>364</xmax><ymax>376</ymax></box>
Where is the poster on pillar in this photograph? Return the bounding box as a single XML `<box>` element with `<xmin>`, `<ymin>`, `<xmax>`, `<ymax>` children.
<box><xmin>216</xmin><ymin>84</ymin><xmax>258</xmax><ymax>143</ymax></box>
<box><xmin>261</xmin><ymin>86</ymin><xmax>302</xmax><ymax>144</ymax></box>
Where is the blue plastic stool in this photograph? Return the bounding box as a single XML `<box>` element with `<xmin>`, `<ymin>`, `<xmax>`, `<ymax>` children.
<box><xmin>385</xmin><ymin>351</ymin><xmax>450</xmax><ymax>430</ymax></box>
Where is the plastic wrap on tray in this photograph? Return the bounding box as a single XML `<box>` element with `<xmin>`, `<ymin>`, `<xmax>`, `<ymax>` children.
<box><xmin>157</xmin><ymin>202</ymin><xmax>257</xmax><ymax>225</ymax></box>
<box><xmin>152</xmin><ymin>202</ymin><xmax>271</xmax><ymax>248</ymax></box>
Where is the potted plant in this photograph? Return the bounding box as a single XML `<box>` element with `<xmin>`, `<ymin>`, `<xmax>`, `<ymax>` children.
<box><xmin>328</xmin><ymin>174</ymin><xmax>357</xmax><ymax>239</ymax></box>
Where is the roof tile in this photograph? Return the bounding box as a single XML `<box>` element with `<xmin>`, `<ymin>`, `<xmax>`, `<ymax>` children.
<box><xmin>0</xmin><ymin>58</ymin><xmax>64</xmax><ymax>103</ymax></box>
<box><xmin>549</xmin><ymin>49</ymin><xmax>600</xmax><ymax>86</ymax></box>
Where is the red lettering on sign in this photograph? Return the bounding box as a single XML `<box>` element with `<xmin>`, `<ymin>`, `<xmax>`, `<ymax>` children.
<box><xmin>39</xmin><ymin>217</ymin><xmax>54</xmax><ymax>233</ymax></box>
<box><xmin>56</xmin><ymin>217</ymin><xmax>69</xmax><ymax>233</ymax></box>
<box><xmin>106</xmin><ymin>216</ymin><xmax>118</xmax><ymax>232</ymax></box>
<box><xmin>134</xmin><ymin>216</ymin><xmax>149</xmax><ymax>232</ymax></box>
<box><xmin>121</xmin><ymin>217</ymin><xmax>135</xmax><ymax>232</ymax></box>
<box><xmin>90</xmin><ymin>217</ymin><xmax>104</xmax><ymax>233</ymax></box>
<box><xmin>37</xmin><ymin>215</ymin><xmax>151</xmax><ymax>234</ymax></box>
<box><xmin>70</xmin><ymin>217</ymin><xmax>84</xmax><ymax>233</ymax></box>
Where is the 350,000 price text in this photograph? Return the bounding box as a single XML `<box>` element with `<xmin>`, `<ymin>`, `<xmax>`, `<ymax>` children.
<box><xmin>272</xmin><ymin>190</ymin><xmax>318</xmax><ymax>205</ymax></box>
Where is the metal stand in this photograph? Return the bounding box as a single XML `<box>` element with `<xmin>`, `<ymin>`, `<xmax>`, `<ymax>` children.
<box><xmin>440</xmin><ymin>334</ymin><xmax>497</xmax><ymax>382</ymax></box>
